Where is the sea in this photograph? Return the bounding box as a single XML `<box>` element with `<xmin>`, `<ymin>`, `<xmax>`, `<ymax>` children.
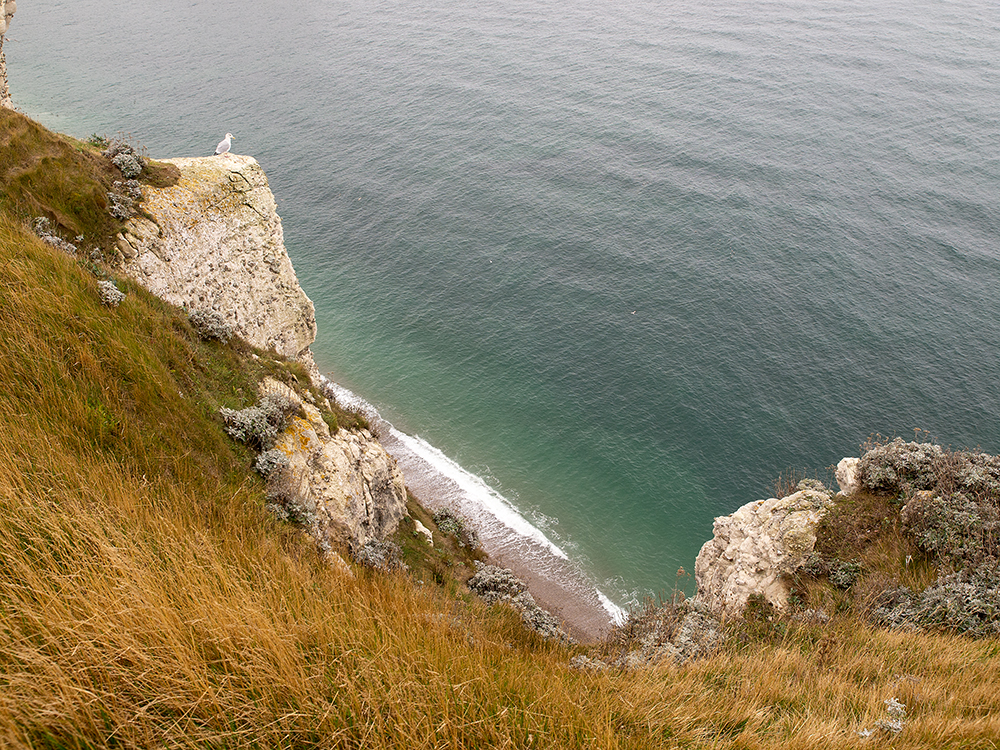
<box><xmin>8</xmin><ymin>0</ymin><xmax>1000</xmax><ymax>616</ymax></box>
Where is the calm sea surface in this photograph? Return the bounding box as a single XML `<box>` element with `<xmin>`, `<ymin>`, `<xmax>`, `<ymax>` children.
<box><xmin>10</xmin><ymin>0</ymin><xmax>1000</xmax><ymax>606</ymax></box>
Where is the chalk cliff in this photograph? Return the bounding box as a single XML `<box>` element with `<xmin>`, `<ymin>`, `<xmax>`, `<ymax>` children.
<box><xmin>125</xmin><ymin>153</ymin><xmax>406</xmax><ymax>549</ymax></box>
<box><xmin>117</xmin><ymin>154</ymin><xmax>318</xmax><ymax>374</ymax></box>
<box><xmin>0</xmin><ymin>1</ymin><xmax>17</xmax><ymax>109</ymax></box>
<box><xmin>694</xmin><ymin>480</ymin><xmax>836</xmax><ymax>617</ymax></box>
<box><xmin>263</xmin><ymin>379</ymin><xmax>407</xmax><ymax>550</ymax></box>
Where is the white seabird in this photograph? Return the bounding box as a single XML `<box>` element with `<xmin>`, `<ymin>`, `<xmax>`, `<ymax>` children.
<box><xmin>214</xmin><ymin>133</ymin><xmax>233</xmax><ymax>157</ymax></box>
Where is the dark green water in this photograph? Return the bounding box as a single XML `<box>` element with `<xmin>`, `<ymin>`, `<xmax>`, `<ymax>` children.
<box><xmin>10</xmin><ymin>0</ymin><xmax>1000</xmax><ymax>608</ymax></box>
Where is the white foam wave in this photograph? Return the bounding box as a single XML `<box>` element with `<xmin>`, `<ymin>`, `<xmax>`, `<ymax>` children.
<box><xmin>598</xmin><ymin>590</ymin><xmax>627</xmax><ymax>625</ymax></box>
<box><xmin>321</xmin><ymin>379</ymin><xmax>380</xmax><ymax>421</ymax></box>
<box><xmin>391</xmin><ymin>430</ymin><xmax>569</xmax><ymax>560</ymax></box>
<box><xmin>320</xmin><ymin>374</ymin><xmax>633</xmax><ymax>620</ymax></box>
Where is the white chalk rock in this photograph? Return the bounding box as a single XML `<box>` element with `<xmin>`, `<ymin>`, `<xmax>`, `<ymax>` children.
<box><xmin>119</xmin><ymin>155</ymin><xmax>318</xmax><ymax>370</ymax></box>
<box><xmin>264</xmin><ymin>380</ymin><xmax>407</xmax><ymax>549</ymax></box>
<box><xmin>0</xmin><ymin>0</ymin><xmax>15</xmax><ymax>109</ymax></box>
<box><xmin>694</xmin><ymin>484</ymin><xmax>835</xmax><ymax>617</ymax></box>
<box><xmin>836</xmin><ymin>456</ymin><xmax>860</xmax><ymax>495</ymax></box>
<box><xmin>413</xmin><ymin>519</ymin><xmax>433</xmax><ymax>546</ymax></box>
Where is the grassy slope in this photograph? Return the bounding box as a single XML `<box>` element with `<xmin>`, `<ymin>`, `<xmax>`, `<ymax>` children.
<box><xmin>1</xmin><ymin>109</ymin><xmax>998</xmax><ymax>749</ymax></box>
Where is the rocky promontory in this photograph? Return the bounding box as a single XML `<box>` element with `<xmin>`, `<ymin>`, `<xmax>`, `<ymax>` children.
<box><xmin>694</xmin><ymin>480</ymin><xmax>835</xmax><ymax>617</ymax></box>
<box><xmin>123</xmin><ymin>152</ymin><xmax>409</xmax><ymax>554</ymax></box>
<box><xmin>262</xmin><ymin>378</ymin><xmax>407</xmax><ymax>551</ymax></box>
<box><xmin>117</xmin><ymin>155</ymin><xmax>319</xmax><ymax>375</ymax></box>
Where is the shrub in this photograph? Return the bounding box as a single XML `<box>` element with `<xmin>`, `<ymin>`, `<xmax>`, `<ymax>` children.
<box><xmin>31</xmin><ymin>216</ymin><xmax>77</xmax><ymax>254</ymax></box>
<box><xmin>855</xmin><ymin>437</ymin><xmax>1000</xmax><ymax>570</ymax></box>
<box><xmin>254</xmin><ymin>449</ymin><xmax>289</xmax><ymax>478</ymax></box>
<box><xmin>828</xmin><ymin>560</ymin><xmax>862</xmax><ymax>590</ymax></box>
<box><xmin>187</xmin><ymin>308</ymin><xmax>234</xmax><ymax>344</ymax></box>
<box><xmin>598</xmin><ymin>594</ymin><xmax>722</xmax><ymax>666</ymax></box>
<box><xmin>106</xmin><ymin>179</ymin><xmax>143</xmax><ymax>221</ymax></box>
<box><xmin>467</xmin><ymin>562</ymin><xmax>527</xmax><ymax>600</ymax></box>
<box><xmin>956</xmin><ymin>452</ymin><xmax>1000</xmax><ymax>497</ymax></box>
<box><xmin>111</xmin><ymin>152</ymin><xmax>143</xmax><ymax>179</ymax></box>
<box><xmin>467</xmin><ymin>562</ymin><xmax>570</xmax><ymax>642</ymax></box>
<box><xmin>106</xmin><ymin>191</ymin><xmax>134</xmax><ymax>220</ymax></box>
<box><xmin>103</xmin><ymin>134</ymin><xmax>147</xmax><ymax>179</ymax></box>
<box><xmin>260</xmin><ymin>462</ymin><xmax>318</xmax><ymax>531</ymax></box>
<box><xmin>353</xmin><ymin>539</ymin><xmax>404</xmax><ymax>572</ymax></box>
<box><xmin>220</xmin><ymin>393</ymin><xmax>300</xmax><ymax>451</ymax></box>
<box><xmin>869</xmin><ymin>566</ymin><xmax>1000</xmax><ymax>637</ymax></box>
<box><xmin>31</xmin><ymin>216</ymin><xmax>52</xmax><ymax>236</ymax></box>
<box><xmin>432</xmin><ymin>507</ymin><xmax>480</xmax><ymax>550</ymax></box>
<box><xmin>858</xmin><ymin>437</ymin><xmax>1000</xmax><ymax>505</ymax></box>
<box><xmin>97</xmin><ymin>279</ymin><xmax>125</xmax><ymax>308</ymax></box>
<box><xmin>857</xmin><ymin>438</ymin><xmax>944</xmax><ymax>494</ymax></box>
<box><xmin>116</xmin><ymin>179</ymin><xmax>142</xmax><ymax>201</ymax></box>
<box><xmin>903</xmin><ymin>491</ymin><xmax>999</xmax><ymax>566</ymax></box>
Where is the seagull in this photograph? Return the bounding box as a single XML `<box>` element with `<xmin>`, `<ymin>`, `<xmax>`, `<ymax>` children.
<box><xmin>214</xmin><ymin>133</ymin><xmax>233</xmax><ymax>157</ymax></box>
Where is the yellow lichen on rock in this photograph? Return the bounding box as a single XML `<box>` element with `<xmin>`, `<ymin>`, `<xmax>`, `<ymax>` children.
<box><xmin>262</xmin><ymin>379</ymin><xmax>407</xmax><ymax>550</ymax></box>
<box><xmin>118</xmin><ymin>154</ymin><xmax>318</xmax><ymax>368</ymax></box>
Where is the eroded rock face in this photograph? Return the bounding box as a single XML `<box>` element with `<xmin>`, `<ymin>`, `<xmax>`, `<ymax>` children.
<box><xmin>694</xmin><ymin>482</ymin><xmax>835</xmax><ymax>617</ymax></box>
<box><xmin>836</xmin><ymin>456</ymin><xmax>860</xmax><ymax>495</ymax></box>
<box><xmin>1</xmin><ymin>1</ymin><xmax>17</xmax><ymax>109</ymax></box>
<box><xmin>118</xmin><ymin>155</ymin><xmax>317</xmax><ymax>366</ymax></box>
<box><xmin>264</xmin><ymin>380</ymin><xmax>407</xmax><ymax>549</ymax></box>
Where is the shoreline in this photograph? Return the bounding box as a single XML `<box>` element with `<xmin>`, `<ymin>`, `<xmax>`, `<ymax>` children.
<box><xmin>322</xmin><ymin>378</ymin><xmax>620</xmax><ymax>643</ymax></box>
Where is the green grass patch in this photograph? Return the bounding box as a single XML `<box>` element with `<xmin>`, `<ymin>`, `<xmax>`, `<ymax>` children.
<box><xmin>394</xmin><ymin>491</ymin><xmax>486</xmax><ymax>597</ymax></box>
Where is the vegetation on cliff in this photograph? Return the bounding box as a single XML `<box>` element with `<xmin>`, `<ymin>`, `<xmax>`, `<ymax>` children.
<box><xmin>0</xmin><ymin>110</ymin><xmax>998</xmax><ymax>748</ymax></box>
<box><xmin>790</xmin><ymin>437</ymin><xmax>1000</xmax><ymax>638</ymax></box>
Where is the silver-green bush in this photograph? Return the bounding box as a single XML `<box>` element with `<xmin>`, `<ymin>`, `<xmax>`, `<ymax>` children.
<box><xmin>187</xmin><ymin>308</ymin><xmax>234</xmax><ymax>343</ymax></box>
<box><xmin>220</xmin><ymin>393</ymin><xmax>300</xmax><ymax>451</ymax></box>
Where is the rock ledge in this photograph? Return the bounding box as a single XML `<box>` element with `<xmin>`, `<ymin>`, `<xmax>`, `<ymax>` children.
<box><xmin>694</xmin><ymin>480</ymin><xmax>835</xmax><ymax>617</ymax></box>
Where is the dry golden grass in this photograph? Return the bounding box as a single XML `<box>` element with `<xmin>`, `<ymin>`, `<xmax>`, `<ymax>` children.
<box><xmin>1</xmin><ymin>120</ymin><xmax>999</xmax><ymax>748</ymax></box>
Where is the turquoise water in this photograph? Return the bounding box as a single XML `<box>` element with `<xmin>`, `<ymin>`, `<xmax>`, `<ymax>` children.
<box><xmin>9</xmin><ymin>0</ymin><xmax>1000</xmax><ymax>606</ymax></box>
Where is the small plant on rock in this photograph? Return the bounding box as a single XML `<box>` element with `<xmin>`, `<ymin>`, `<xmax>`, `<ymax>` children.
<box><xmin>106</xmin><ymin>179</ymin><xmax>143</xmax><ymax>221</ymax></box>
<box><xmin>353</xmin><ymin>539</ymin><xmax>405</xmax><ymax>572</ymax></box>
<box><xmin>111</xmin><ymin>152</ymin><xmax>143</xmax><ymax>179</ymax></box>
<box><xmin>31</xmin><ymin>216</ymin><xmax>78</xmax><ymax>254</ymax></box>
<box><xmin>591</xmin><ymin>590</ymin><xmax>724</xmax><ymax>668</ymax></box>
<box><xmin>467</xmin><ymin>562</ymin><xmax>570</xmax><ymax>642</ymax></box>
<box><xmin>902</xmin><ymin>491</ymin><xmax>999</xmax><ymax>566</ymax></box>
<box><xmin>220</xmin><ymin>392</ymin><xmax>300</xmax><ymax>451</ymax></box>
<box><xmin>254</xmin><ymin>449</ymin><xmax>289</xmax><ymax>478</ymax></box>
<box><xmin>103</xmin><ymin>134</ymin><xmax>147</xmax><ymax>179</ymax></box>
<box><xmin>432</xmin><ymin>507</ymin><xmax>480</xmax><ymax>550</ymax></box>
<box><xmin>828</xmin><ymin>560</ymin><xmax>862</xmax><ymax>590</ymax></box>
<box><xmin>97</xmin><ymin>279</ymin><xmax>125</xmax><ymax>308</ymax></box>
<box><xmin>187</xmin><ymin>308</ymin><xmax>234</xmax><ymax>344</ymax></box>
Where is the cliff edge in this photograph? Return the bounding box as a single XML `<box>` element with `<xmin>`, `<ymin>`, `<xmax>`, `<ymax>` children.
<box><xmin>694</xmin><ymin>480</ymin><xmax>835</xmax><ymax>617</ymax></box>
<box><xmin>121</xmin><ymin>152</ymin><xmax>407</xmax><ymax>551</ymax></box>
<box><xmin>262</xmin><ymin>378</ymin><xmax>407</xmax><ymax>551</ymax></box>
<box><xmin>0</xmin><ymin>0</ymin><xmax>17</xmax><ymax>109</ymax></box>
<box><xmin>117</xmin><ymin>154</ymin><xmax>319</xmax><ymax>375</ymax></box>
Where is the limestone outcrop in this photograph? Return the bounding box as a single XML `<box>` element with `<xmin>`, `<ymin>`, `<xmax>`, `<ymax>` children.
<box><xmin>836</xmin><ymin>456</ymin><xmax>860</xmax><ymax>495</ymax></box>
<box><xmin>118</xmin><ymin>154</ymin><xmax>317</xmax><ymax>370</ymax></box>
<box><xmin>263</xmin><ymin>380</ymin><xmax>407</xmax><ymax>549</ymax></box>
<box><xmin>122</xmin><ymin>154</ymin><xmax>406</xmax><ymax>551</ymax></box>
<box><xmin>1</xmin><ymin>1</ymin><xmax>17</xmax><ymax>109</ymax></box>
<box><xmin>694</xmin><ymin>481</ymin><xmax>835</xmax><ymax>617</ymax></box>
